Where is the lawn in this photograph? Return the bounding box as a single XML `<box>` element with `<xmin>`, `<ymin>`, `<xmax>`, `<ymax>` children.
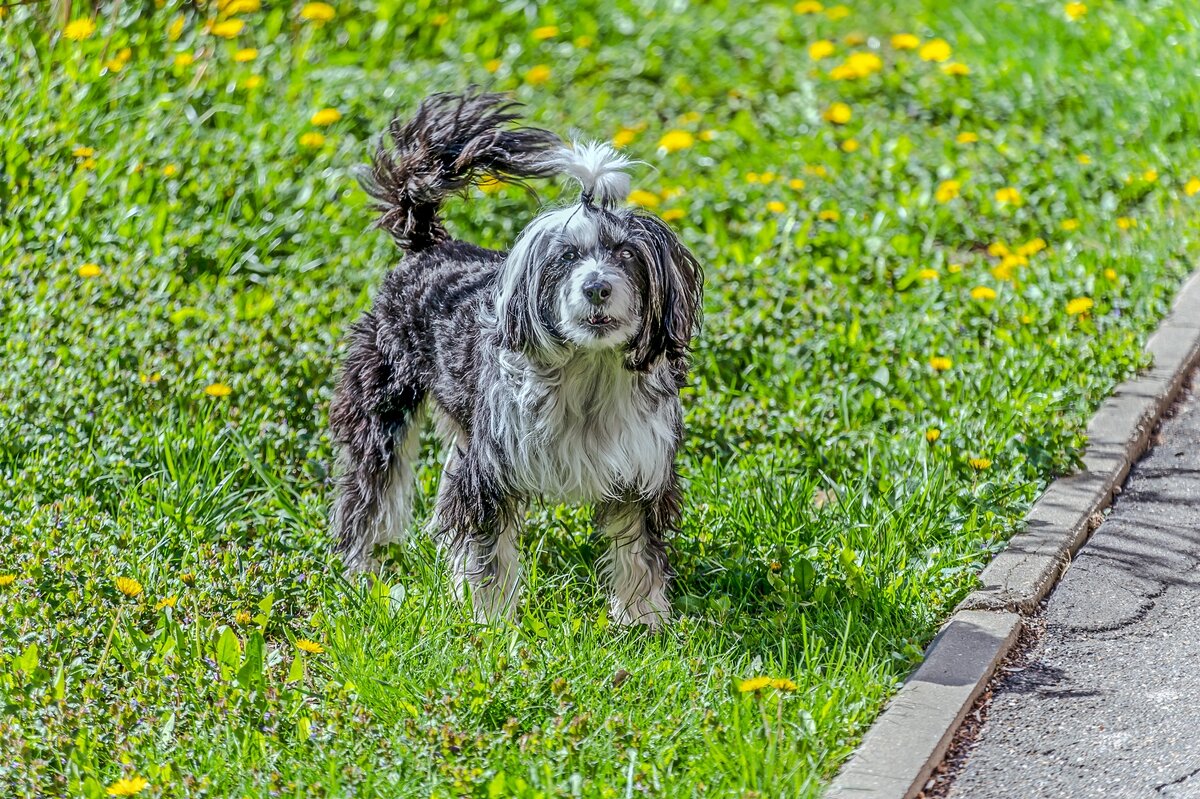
<box><xmin>3</xmin><ymin>0</ymin><xmax>1199</xmax><ymax>796</ymax></box>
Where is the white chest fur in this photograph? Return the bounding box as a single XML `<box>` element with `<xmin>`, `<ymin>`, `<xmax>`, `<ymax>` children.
<box><xmin>486</xmin><ymin>351</ymin><xmax>679</xmax><ymax>502</ymax></box>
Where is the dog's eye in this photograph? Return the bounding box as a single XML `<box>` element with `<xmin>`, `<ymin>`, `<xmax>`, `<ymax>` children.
<box><xmin>616</xmin><ymin>246</ymin><xmax>635</xmax><ymax>260</ymax></box>
<box><xmin>560</xmin><ymin>248</ymin><xmax>579</xmax><ymax>263</ymax></box>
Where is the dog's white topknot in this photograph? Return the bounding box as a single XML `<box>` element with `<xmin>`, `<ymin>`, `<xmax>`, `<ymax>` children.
<box><xmin>549</xmin><ymin>141</ymin><xmax>633</xmax><ymax>208</ymax></box>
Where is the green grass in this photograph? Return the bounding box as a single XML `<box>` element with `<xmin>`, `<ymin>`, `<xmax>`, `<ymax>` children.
<box><xmin>3</xmin><ymin>0</ymin><xmax>1199</xmax><ymax>796</ymax></box>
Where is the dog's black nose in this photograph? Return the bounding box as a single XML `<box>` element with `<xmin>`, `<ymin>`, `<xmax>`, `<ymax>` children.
<box><xmin>583</xmin><ymin>279</ymin><xmax>611</xmax><ymax>306</ymax></box>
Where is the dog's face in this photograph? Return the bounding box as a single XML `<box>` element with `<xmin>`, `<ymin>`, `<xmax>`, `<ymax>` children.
<box><xmin>496</xmin><ymin>203</ymin><xmax>703</xmax><ymax>371</ymax></box>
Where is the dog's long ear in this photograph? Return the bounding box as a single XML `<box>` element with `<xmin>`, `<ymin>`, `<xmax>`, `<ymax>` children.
<box><xmin>625</xmin><ymin>214</ymin><xmax>704</xmax><ymax>373</ymax></box>
<box><xmin>496</xmin><ymin>219</ymin><xmax>557</xmax><ymax>354</ymax></box>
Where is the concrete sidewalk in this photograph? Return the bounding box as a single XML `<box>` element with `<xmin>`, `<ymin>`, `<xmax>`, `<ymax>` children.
<box><xmin>934</xmin><ymin>376</ymin><xmax>1200</xmax><ymax>799</ymax></box>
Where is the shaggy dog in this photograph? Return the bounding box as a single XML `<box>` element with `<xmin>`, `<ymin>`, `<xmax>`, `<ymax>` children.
<box><xmin>330</xmin><ymin>91</ymin><xmax>703</xmax><ymax>630</ymax></box>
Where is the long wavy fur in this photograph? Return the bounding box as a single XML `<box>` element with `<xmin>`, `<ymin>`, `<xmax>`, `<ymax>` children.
<box><xmin>357</xmin><ymin>91</ymin><xmax>563</xmax><ymax>251</ymax></box>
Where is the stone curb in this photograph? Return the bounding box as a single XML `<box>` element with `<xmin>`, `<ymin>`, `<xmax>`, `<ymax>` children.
<box><xmin>824</xmin><ymin>270</ymin><xmax>1200</xmax><ymax>799</ymax></box>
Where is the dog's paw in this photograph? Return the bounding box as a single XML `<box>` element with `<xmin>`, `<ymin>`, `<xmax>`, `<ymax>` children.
<box><xmin>611</xmin><ymin>596</ymin><xmax>671</xmax><ymax>632</ymax></box>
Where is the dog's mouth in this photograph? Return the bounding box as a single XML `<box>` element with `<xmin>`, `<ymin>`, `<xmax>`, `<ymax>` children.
<box><xmin>584</xmin><ymin>314</ymin><xmax>614</xmax><ymax>329</ymax></box>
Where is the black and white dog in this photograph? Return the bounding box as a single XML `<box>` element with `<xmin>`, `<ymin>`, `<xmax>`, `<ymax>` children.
<box><xmin>330</xmin><ymin>92</ymin><xmax>703</xmax><ymax>630</ymax></box>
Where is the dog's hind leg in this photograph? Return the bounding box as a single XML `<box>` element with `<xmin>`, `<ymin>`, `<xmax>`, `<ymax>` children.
<box><xmin>432</xmin><ymin>446</ymin><xmax>523</xmax><ymax>623</ymax></box>
<box><xmin>330</xmin><ymin>312</ymin><xmax>426</xmax><ymax>572</ymax></box>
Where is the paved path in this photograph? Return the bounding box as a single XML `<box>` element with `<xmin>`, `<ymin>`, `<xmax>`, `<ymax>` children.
<box><xmin>941</xmin><ymin>377</ymin><xmax>1200</xmax><ymax>799</ymax></box>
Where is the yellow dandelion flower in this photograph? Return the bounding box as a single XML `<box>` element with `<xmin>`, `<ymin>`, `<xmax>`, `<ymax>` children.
<box><xmin>918</xmin><ymin>268</ymin><xmax>938</xmax><ymax>281</ymax></box>
<box><xmin>222</xmin><ymin>0</ymin><xmax>261</xmax><ymax>13</ymax></box>
<box><xmin>1064</xmin><ymin>2</ymin><xmax>1087</xmax><ymax>20</ymax></box>
<box><xmin>174</xmin><ymin>52</ymin><xmax>195</xmax><ymax>68</ymax></box>
<box><xmin>532</xmin><ymin>25</ymin><xmax>558</xmax><ymax>40</ymax></box>
<box><xmin>843</xmin><ymin>32</ymin><xmax>866</xmax><ymax>46</ymax></box>
<box><xmin>793</xmin><ymin>1</ymin><xmax>823</xmax><ymax>13</ymax></box>
<box><xmin>843</xmin><ymin>51</ymin><xmax>883</xmax><ymax>77</ymax></box>
<box><xmin>0</xmin><ymin>574</ymin><xmax>17</xmax><ymax>587</ymax></box>
<box><xmin>115</xmin><ymin>576</ymin><xmax>143</xmax><ymax>598</ymax></box>
<box><xmin>987</xmin><ymin>241</ymin><xmax>1009</xmax><ymax>257</ymax></box>
<box><xmin>841</xmin><ymin>138</ymin><xmax>859</xmax><ymax>152</ymax></box>
<box><xmin>63</xmin><ymin>17</ymin><xmax>97</xmax><ymax>41</ymax></box>
<box><xmin>204</xmin><ymin>382</ymin><xmax>233</xmax><ymax>397</ymax></box>
<box><xmin>823</xmin><ymin>102</ymin><xmax>852</xmax><ymax>124</ymax></box>
<box><xmin>575</xmin><ymin>35</ymin><xmax>593</xmax><ymax>48</ymax></box>
<box><xmin>162</xmin><ymin>164</ymin><xmax>178</xmax><ymax>177</ymax></box>
<box><xmin>477</xmin><ymin>176</ymin><xmax>505</xmax><ymax>194</ymax></box>
<box><xmin>1104</xmin><ymin>268</ymin><xmax>1118</xmax><ymax>281</ymax></box>
<box><xmin>818</xmin><ymin>209</ymin><xmax>840</xmax><ymax>221</ymax></box>
<box><xmin>825</xmin><ymin>4</ymin><xmax>851</xmax><ymax>20</ymax></box>
<box><xmin>969</xmin><ymin>458</ymin><xmax>992</xmax><ymax>471</ymax></box>
<box><xmin>808</xmin><ymin>40</ymin><xmax>835</xmax><ymax>60</ymax></box>
<box><xmin>789</xmin><ymin>178</ymin><xmax>806</xmax><ymax>190</ymax></box>
<box><xmin>78</xmin><ymin>263</ymin><xmax>103</xmax><ymax>278</ymax></box>
<box><xmin>104</xmin><ymin>58</ymin><xmax>126</xmax><ymax>73</ymax></box>
<box><xmin>180</xmin><ymin>572</ymin><xmax>196</xmax><ymax>585</ymax></box>
<box><xmin>311</xmin><ymin>108</ymin><xmax>342</xmax><ymax>126</ymax></box>
<box><xmin>926</xmin><ymin>428</ymin><xmax>941</xmax><ymax>443</ymax></box>
<box><xmin>929</xmin><ymin>355</ymin><xmax>952</xmax><ymax>372</ymax></box>
<box><xmin>242</xmin><ymin>75</ymin><xmax>263</xmax><ymax>89</ymax></box>
<box><xmin>948</xmin><ymin>262</ymin><xmax>963</xmax><ymax>273</ymax></box>
<box><xmin>234</xmin><ymin>48</ymin><xmax>258</xmax><ymax>62</ymax></box>
<box><xmin>941</xmin><ymin>62</ymin><xmax>970</xmax><ymax>76</ymax></box>
<box><xmin>739</xmin><ymin>676</ymin><xmax>771</xmax><ymax>692</ymax></box>
<box><xmin>1076</xmin><ymin>153</ymin><xmax>1092</xmax><ymax>165</ymax></box>
<box><xmin>296</xmin><ymin>638</ymin><xmax>325</xmax><ymax>654</ymax></box>
<box><xmin>1017</xmin><ymin>238</ymin><xmax>1046</xmax><ymax>256</ymax></box>
<box><xmin>484</xmin><ymin>58</ymin><xmax>502</xmax><ymax>73</ymax></box>
<box><xmin>299</xmin><ymin>2</ymin><xmax>336</xmax><ymax>22</ymax></box>
<box><xmin>935</xmin><ymin>179</ymin><xmax>960</xmax><ymax>203</ymax></box>
<box><xmin>607</xmin><ymin>128</ymin><xmax>637</xmax><ymax>150</ymax></box>
<box><xmin>770</xmin><ymin>678</ymin><xmax>798</xmax><ymax>691</ymax></box>
<box><xmin>919</xmin><ymin>38</ymin><xmax>952</xmax><ymax>62</ymax></box>
<box><xmin>299</xmin><ymin>131</ymin><xmax>326</xmax><ymax>148</ymax></box>
<box><xmin>210</xmin><ymin>19</ymin><xmax>244</xmax><ymax>38</ymax></box>
<box><xmin>658</xmin><ymin>130</ymin><xmax>695</xmax><ymax>153</ymax></box>
<box><xmin>235</xmin><ymin>610</ymin><xmax>252</xmax><ymax>625</ymax></box>
<box><xmin>524</xmin><ymin>64</ymin><xmax>551</xmax><ymax>85</ymax></box>
<box><xmin>956</xmin><ymin>131</ymin><xmax>979</xmax><ymax>144</ymax></box>
<box><xmin>806</xmin><ymin>165</ymin><xmax>829</xmax><ymax>177</ymax></box>
<box><xmin>971</xmin><ymin>286</ymin><xmax>997</xmax><ymax>301</ymax></box>
<box><xmin>168</xmin><ymin>15</ymin><xmax>185</xmax><ymax>41</ymax></box>
<box><xmin>106</xmin><ymin>776</ymin><xmax>149</xmax><ymax>797</ymax></box>
<box><xmin>627</xmin><ymin>189</ymin><xmax>660</xmax><ymax>208</ymax></box>
<box><xmin>746</xmin><ymin>172</ymin><xmax>761</xmax><ymax>184</ymax></box>
<box><xmin>155</xmin><ymin>595</ymin><xmax>178</xmax><ymax>610</ymax></box>
<box><xmin>829</xmin><ymin>64</ymin><xmax>860</xmax><ymax>81</ymax></box>
<box><xmin>661</xmin><ymin>209</ymin><xmax>685</xmax><ymax>222</ymax></box>
<box><xmin>991</xmin><ymin>262</ymin><xmax>1015</xmax><ymax>282</ymax></box>
<box><xmin>1142</xmin><ymin>169</ymin><xmax>1158</xmax><ymax>183</ymax></box>
<box><xmin>72</xmin><ymin>146</ymin><xmax>95</xmax><ymax>158</ymax></box>
<box><xmin>1184</xmin><ymin>178</ymin><xmax>1200</xmax><ymax>197</ymax></box>
<box><xmin>1116</xmin><ymin>216</ymin><xmax>1137</xmax><ymax>230</ymax></box>
<box><xmin>699</xmin><ymin>129</ymin><xmax>717</xmax><ymax>141</ymax></box>
<box><xmin>891</xmin><ymin>33</ymin><xmax>920</xmax><ymax>50</ymax></box>
<box><xmin>1061</xmin><ymin>218</ymin><xmax>1080</xmax><ymax>230</ymax></box>
<box><xmin>1066</xmin><ymin>296</ymin><xmax>1094</xmax><ymax>315</ymax></box>
<box><xmin>1020</xmin><ymin>313</ymin><xmax>1034</xmax><ymax>325</ymax></box>
<box><xmin>767</xmin><ymin>200</ymin><xmax>787</xmax><ymax>213</ymax></box>
<box><xmin>994</xmin><ymin>186</ymin><xmax>1022</xmax><ymax>205</ymax></box>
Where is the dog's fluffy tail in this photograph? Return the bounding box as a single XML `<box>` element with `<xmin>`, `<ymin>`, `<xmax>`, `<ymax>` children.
<box><xmin>358</xmin><ymin>91</ymin><xmax>563</xmax><ymax>252</ymax></box>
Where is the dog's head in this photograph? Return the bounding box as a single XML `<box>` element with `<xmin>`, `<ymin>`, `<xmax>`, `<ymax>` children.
<box><xmin>495</xmin><ymin>142</ymin><xmax>703</xmax><ymax>372</ymax></box>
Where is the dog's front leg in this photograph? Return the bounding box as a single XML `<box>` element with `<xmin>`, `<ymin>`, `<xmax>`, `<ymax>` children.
<box><xmin>433</xmin><ymin>447</ymin><xmax>522</xmax><ymax>623</ymax></box>
<box><xmin>597</xmin><ymin>491</ymin><xmax>675</xmax><ymax>631</ymax></box>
